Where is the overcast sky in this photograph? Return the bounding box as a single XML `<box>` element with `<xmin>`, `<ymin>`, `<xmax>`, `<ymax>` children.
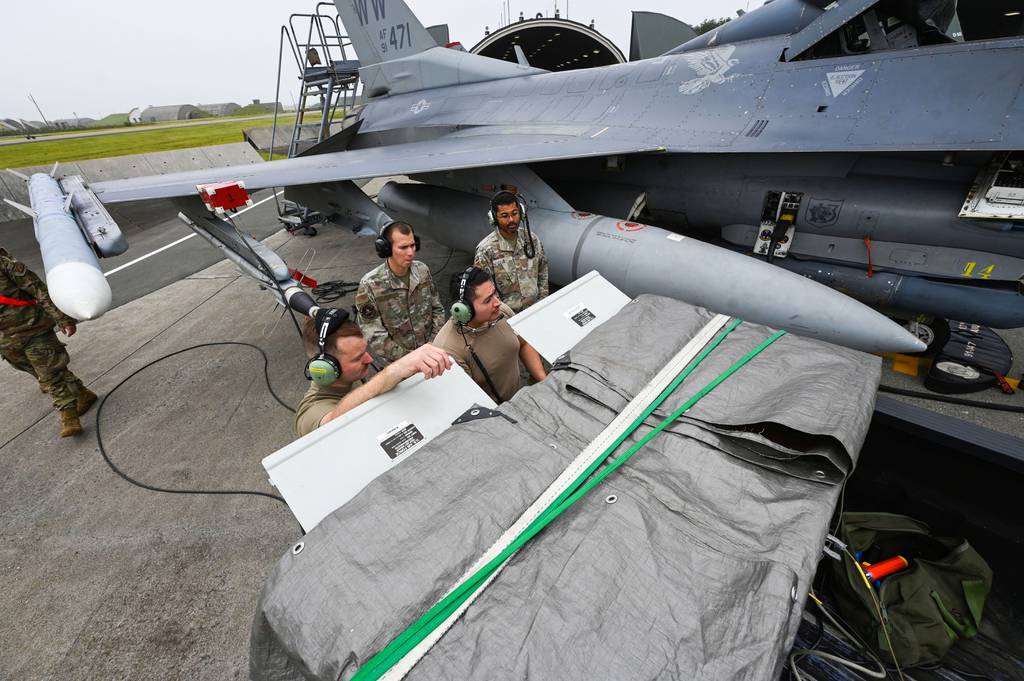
<box><xmin>2</xmin><ymin>0</ymin><xmax>747</xmax><ymax>122</ymax></box>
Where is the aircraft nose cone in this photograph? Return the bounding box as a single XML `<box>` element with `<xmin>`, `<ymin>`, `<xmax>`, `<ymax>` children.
<box><xmin>46</xmin><ymin>262</ymin><xmax>112</xmax><ymax>320</ymax></box>
<box><xmin>872</xmin><ymin>328</ymin><xmax>928</xmax><ymax>354</ymax></box>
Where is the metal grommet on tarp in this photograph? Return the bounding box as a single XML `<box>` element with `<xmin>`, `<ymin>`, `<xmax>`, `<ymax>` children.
<box><xmin>292</xmin><ymin>542</ymin><xmax>305</xmax><ymax>556</ymax></box>
<box><xmin>605</xmin><ymin>494</ymin><xmax>617</xmax><ymax>504</ymax></box>
<box><xmin>451</xmin><ymin>404</ymin><xmax>517</xmax><ymax>425</ymax></box>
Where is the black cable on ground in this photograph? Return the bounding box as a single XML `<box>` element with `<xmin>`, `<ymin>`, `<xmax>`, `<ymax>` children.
<box><xmin>313</xmin><ymin>279</ymin><xmax>360</xmax><ymax>304</ymax></box>
<box><xmin>95</xmin><ymin>342</ymin><xmax>294</xmax><ymax>506</ymax></box>
<box><xmin>879</xmin><ymin>385</ymin><xmax>1024</xmax><ymax>413</ymax></box>
<box><xmin>1</xmin><ymin>279</ymin><xmax>236</xmax><ymax>452</ymax></box>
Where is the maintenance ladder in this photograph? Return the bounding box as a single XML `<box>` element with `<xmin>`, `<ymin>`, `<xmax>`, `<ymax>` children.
<box><xmin>272</xmin><ymin>2</ymin><xmax>361</xmax><ymax>159</ymax></box>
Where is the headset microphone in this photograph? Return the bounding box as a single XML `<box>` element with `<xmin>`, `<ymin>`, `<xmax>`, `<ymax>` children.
<box><xmin>521</xmin><ymin>198</ymin><xmax>536</xmax><ymax>260</ymax></box>
<box><xmin>303</xmin><ymin>307</ymin><xmax>350</xmax><ymax>385</ymax></box>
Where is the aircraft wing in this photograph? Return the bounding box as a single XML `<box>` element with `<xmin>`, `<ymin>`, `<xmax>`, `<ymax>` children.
<box><xmin>91</xmin><ymin>127</ymin><xmax>663</xmax><ymax>204</ymax></box>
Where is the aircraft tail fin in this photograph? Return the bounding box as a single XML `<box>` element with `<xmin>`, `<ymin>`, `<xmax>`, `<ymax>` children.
<box><xmin>333</xmin><ymin>0</ymin><xmax>434</xmax><ymax>67</ymax></box>
<box><xmin>333</xmin><ymin>0</ymin><xmax>543</xmax><ymax>97</ymax></box>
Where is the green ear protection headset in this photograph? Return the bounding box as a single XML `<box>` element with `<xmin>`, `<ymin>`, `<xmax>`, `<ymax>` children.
<box><xmin>450</xmin><ymin>266</ymin><xmax>481</xmax><ymax>325</ymax></box>
<box><xmin>303</xmin><ymin>307</ymin><xmax>350</xmax><ymax>386</ymax></box>
<box><xmin>450</xmin><ymin>266</ymin><xmax>504</xmax><ymax>401</ymax></box>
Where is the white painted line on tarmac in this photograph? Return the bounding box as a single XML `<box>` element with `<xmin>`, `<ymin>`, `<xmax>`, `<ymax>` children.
<box><xmin>103</xmin><ymin>191</ymin><xmax>280</xmax><ymax>277</ymax></box>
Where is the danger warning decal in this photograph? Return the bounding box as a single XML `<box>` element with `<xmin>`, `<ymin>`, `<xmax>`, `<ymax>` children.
<box><xmin>822</xmin><ymin>66</ymin><xmax>865</xmax><ymax>98</ymax></box>
<box><xmin>616</xmin><ymin>221</ymin><xmax>646</xmax><ymax>233</ymax></box>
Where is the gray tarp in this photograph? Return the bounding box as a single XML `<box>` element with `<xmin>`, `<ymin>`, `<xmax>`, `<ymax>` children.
<box><xmin>251</xmin><ymin>296</ymin><xmax>881</xmax><ymax>680</ymax></box>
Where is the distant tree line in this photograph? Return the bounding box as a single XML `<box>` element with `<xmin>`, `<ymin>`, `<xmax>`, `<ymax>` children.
<box><xmin>693</xmin><ymin>17</ymin><xmax>731</xmax><ymax>35</ymax></box>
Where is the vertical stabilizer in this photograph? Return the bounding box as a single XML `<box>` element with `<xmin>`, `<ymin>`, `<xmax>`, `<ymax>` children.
<box><xmin>333</xmin><ymin>0</ymin><xmax>434</xmax><ymax>66</ymax></box>
<box><xmin>333</xmin><ymin>0</ymin><xmax>543</xmax><ymax>97</ymax></box>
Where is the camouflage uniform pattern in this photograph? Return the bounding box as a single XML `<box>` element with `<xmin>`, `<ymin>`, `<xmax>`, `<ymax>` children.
<box><xmin>0</xmin><ymin>247</ymin><xmax>84</xmax><ymax>411</ymax></box>
<box><xmin>473</xmin><ymin>228</ymin><xmax>549</xmax><ymax>314</ymax></box>
<box><xmin>355</xmin><ymin>261</ymin><xmax>446</xmax><ymax>363</ymax></box>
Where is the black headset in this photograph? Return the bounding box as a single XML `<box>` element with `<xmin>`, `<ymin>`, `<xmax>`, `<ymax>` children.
<box><xmin>450</xmin><ymin>266</ymin><xmax>480</xmax><ymax>325</ymax></box>
<box><xmin>374</xmin><ymin>220</ymin><xmax>421</xmax><ymax>259</ymax></box>
<box><xmin>303</xmin><ymin>307</ymin><xmax>350</xmax><ymax>386</ymax></box>
<box><xmin>487</xmin><ymin>191</ymin><xmax>527</xmax><ymax>227</ymax></box>
<box><xmin>487</xmin><ymin>191</ymin><xmax>536</xmax><ymax>259</ymax></box>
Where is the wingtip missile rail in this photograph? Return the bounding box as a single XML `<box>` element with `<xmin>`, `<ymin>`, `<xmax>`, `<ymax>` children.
<box><xmin>16</xmin><ymin>173</ymin><xmax>127</xmax><ymax>321</ymax></box>
<box><xmin>177</xmin><ymin>181</ymin><xmax>320</xmax><ymax>318</ymax></box>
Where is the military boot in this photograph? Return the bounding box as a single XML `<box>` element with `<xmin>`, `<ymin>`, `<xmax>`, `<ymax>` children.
<box><xmin>77</xmin><ymin>388</ymin><xmax>98</xmax><ymax>417</ymax></box>
<box><xmin>60</xmin><ymin>408</ymin><xmax>83</xmax><ymax>438</ymax></box>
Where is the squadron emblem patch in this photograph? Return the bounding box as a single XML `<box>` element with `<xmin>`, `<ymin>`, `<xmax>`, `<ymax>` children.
<box><xmin>806</xmin><ymin>198</ymin><xmax>844</xmax><ymax>227</ymax></box>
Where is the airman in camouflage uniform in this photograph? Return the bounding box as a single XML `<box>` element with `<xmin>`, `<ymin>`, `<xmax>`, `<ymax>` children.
<box><xmin>0</xmin><ymin>247</ymin><xmax>97</xmax><ymax>437</ymax></box>
<box><xmin>474</xmin><ymin>192</ymin><xmax>549</xmax><ymax>314</ymax></box>
<box><xmin>355</xmin><ymin>223</ymin><xmax>446</xmax><ymax>364</ymax></box>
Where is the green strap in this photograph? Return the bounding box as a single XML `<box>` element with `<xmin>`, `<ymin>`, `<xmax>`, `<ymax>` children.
<box><xmin>354</xmin><ymin>323</ymin><xmax>785</xmax><ymax>680</ymax></box>
<box><xmin>931</xmin><ymin>587</ymin><xmax>981</xmax><ymax>639</ymax></box>
<box><xmin>961</xmin><ymin>578</ymin><xmax>987</xmax><ymax>635</ymax></box>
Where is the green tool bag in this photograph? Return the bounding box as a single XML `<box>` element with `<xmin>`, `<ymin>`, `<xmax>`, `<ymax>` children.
<box><xmin>829</xmin><ymin>512</ymin><xmax>992</xmax><ymax>667</ymax></box>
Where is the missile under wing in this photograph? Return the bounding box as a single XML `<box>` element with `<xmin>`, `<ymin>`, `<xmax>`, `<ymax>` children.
<box><xmin>26</xmin><ymin>0</ymin><xmax>1024</xmax><ymax>350</ymax></box>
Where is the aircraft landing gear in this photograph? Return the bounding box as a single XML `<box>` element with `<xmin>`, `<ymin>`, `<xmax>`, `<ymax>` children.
<box><xmin>278</xmin><ymin>199</ymin><xmax>323</xmax><ymax>237</ymax></box>
<box><xmin>904</xmin><ymin>319</ymin><xmax>939</xmax><ymax>354</ymax></box>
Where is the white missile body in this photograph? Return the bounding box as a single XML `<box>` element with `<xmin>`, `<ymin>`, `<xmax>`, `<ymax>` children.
<box><xmin>379</xmin><ymin>182</ymin><xmax>926</xmax><ymax>355</ymax></box>
<box><xmin>27</xmin><ymin>173</ymin><xmax>111</xmax><ymax>320</ymax></box>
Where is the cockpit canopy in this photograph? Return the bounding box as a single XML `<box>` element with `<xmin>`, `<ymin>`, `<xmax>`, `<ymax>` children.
<box><xmin>667</xmin><ymin>0</ymin><xmax>826</xmax><ymax>54</ymax></box>
<box><xmin>665</xmin><ymin>0</ymin><xmax>985</xmax><ymax>60</ymax></box>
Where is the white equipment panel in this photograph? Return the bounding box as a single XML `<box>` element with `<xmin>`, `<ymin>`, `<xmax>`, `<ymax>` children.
<box><xmin>263</xmin><ymin>362</ymin><xmax>496</xmax><ymax>531</ymax></box>
<box><xmin>509</xmin><ymin>270</ymin><xmax>631</xmax><ymax>363</ymax></box>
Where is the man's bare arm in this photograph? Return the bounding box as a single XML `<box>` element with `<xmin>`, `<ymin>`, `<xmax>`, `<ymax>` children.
<box><xmin>518</xmin><ymin>336</ymin><xmax>547</xmax><ymax>383</ymax></box>
<box><xmin>320</xmin><ymin>344</ymin><xmax>452</xmax><ymax>428</ymax></box>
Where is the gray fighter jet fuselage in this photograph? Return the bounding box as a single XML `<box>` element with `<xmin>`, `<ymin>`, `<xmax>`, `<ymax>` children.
<box><xmin>15</xmin><ymin>0</ymin><xmax>1022</xmax><ymax>353</ymax></box>
<box><xmin>337</xmin><ymin>0</ymin><xmax>1024</xmax><ymax>329</ymax></box>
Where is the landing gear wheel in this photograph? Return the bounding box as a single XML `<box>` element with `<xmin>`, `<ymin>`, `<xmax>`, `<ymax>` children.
<box><xmin>905</xmin><ymin>321</ymin><xmax>934</xmax><ymax>351</ymax></box>
<box><xmin>924</xmin><ymin>319</ymin><xmax>1012</xmax><ymax>394</ymax></box>
<box><xmin>903</xmin><ymin>319</ymin><xmax>945</xmax><ymax>355</ymax></box>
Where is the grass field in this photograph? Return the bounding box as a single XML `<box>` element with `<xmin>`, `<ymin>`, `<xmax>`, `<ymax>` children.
<box><xmin>88</xmin><ymin>113</ymin><xmax>131</xmax><ymax>128</ymax></box>
<box><xmin>0</xmin><ymin>115</ymin><xmax>296</xmax><ymax>168</ymax></box>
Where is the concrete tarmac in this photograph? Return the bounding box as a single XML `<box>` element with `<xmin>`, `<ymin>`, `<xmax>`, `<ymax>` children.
<box><xmin>879</xmin><ymin>339</ymin><xmax>1024</xmax><ymax>436</ymax></box>
<box><xmin>0</xmin><ymin>193</ymin><xmax>472</xmax><ymax>679</ymax></box>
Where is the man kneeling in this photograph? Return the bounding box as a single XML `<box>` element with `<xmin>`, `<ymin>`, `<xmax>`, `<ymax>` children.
<box><xmin>295</xmin><ymin>309</ymin><xmax>452</xmax><ymax>438</ymax></box>
<box><xmin>433</xmin><ymin>267</ymin><xmax>545</xmax><ymax>403</ymax></box>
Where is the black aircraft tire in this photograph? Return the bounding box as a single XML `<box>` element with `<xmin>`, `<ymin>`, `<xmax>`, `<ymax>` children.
<box><xmin>924</xmin><ymin>359</ymin><xmax>995</xmax><ymax>395</ymax></box>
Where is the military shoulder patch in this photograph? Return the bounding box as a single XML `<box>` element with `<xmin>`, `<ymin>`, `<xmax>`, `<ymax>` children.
<box><xmin>360</xmin><ymin>303</ymin><xmax>378</xmax><ymax>319</ymax></box>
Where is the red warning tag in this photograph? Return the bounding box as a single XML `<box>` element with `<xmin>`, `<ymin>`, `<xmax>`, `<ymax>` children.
<box><xmin>289</xmin><ymin>268</ymin><xmax>318</xmax><ymax>289</ymax></box>
<box><xmin>993</xmin><ymin>372</ymin><xmax>1015</xmax><ymax>395</ymax></box>
<box><xmin>197</xmin><ymin>181</ymin><xmax>253</xmax><ymax>214</ymax></box>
